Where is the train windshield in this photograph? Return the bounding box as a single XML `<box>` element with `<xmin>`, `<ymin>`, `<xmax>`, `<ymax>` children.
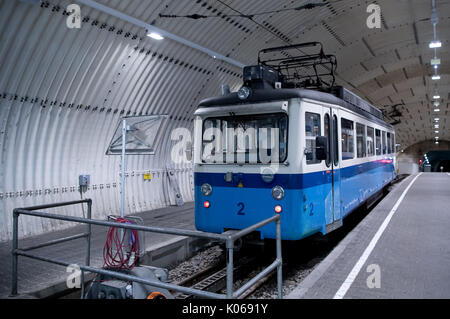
<box><xmin>201</xmin><ymin>113</ymin><xmax>288</xmax><ymax>164</ymax></box>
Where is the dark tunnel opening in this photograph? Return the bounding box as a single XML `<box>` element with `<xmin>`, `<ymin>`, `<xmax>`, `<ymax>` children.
<box><xmin>436</xmin><ymin>160</ymin><xmax>450</xmax><ymax>172</ymax></box>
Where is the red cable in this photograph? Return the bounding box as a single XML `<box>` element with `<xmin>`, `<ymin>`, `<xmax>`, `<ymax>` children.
<box><xmin>103</xmin><ymin>217</ymin><xmax>140</xmax><ymax>270</ymax></box>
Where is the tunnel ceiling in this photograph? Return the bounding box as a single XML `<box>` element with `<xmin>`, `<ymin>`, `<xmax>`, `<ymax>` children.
<box><xmin>147</xmin><ymin>0</ymin><xmax>449</xmax><ymax>149</ymax></box>
<box><xmin>149</xmin><ymin>0</ymin><xmax>449</xmax><ymax>149</ymax></box>
<box><xmin>1</xmin><ymin>0</ymin><xmax>449</xmax><ymax>150</ymax></box>
<box><xmin>0</xmin><ymin>0</ymin><xmax>449</xmax><ymax>240</ymax></box>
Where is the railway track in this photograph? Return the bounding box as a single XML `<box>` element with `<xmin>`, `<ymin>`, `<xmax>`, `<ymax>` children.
<box><xmin>172</xmin><ymin>255</ymin><xmax>263</xmax><ymax>299</ymax></box>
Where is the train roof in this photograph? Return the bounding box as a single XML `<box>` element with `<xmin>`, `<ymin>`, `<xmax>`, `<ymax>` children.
<box><xmin>198</xmin><ymin>87</ymin><xmax>393</xmax><ymax>131</ymax></box>
<box><xmin>198</xmin><ymin>43</ymin><xmax>393</xmax><ymax>131</ymax></box>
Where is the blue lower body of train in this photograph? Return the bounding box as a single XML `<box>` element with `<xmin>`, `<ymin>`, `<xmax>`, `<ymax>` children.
<box><xmin>194</xmin><ymin>160</ymin><xmax>395</xmax><ymax>240</ymax></box>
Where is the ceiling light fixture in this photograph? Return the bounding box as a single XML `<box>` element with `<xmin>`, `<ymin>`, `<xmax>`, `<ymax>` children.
<box><xmin>431</xmin><ymin>58</ymin><xmax>440</xmax><ymax>65</ymax></box>
<box><xmin>429</xmin><ymin>41</ymin><xmax>442</xmax><ymax>48</ymax></box>
<box><xmin>432</xmin><ymin>75</ymin><xmax>441</xmax><ymax>80</ymax></box>
<box><xmin>147</xmin><ymin>32</ymin><xmax>164</xmax><ymax>40</ymax></box>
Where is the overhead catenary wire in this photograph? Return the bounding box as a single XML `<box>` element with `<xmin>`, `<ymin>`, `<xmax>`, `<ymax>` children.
<box><xmin>159</xmin><ymin>2</ymin><xmax>328</xmax><ymax>20</ymax></box>
<box><xmin>207</xmin><ymin>0</ymin><xmax>370</xmax><ymax>102</ymax></box>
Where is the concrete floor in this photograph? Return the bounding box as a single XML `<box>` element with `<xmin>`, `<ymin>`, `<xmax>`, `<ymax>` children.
<box><xmin>287</xmin><ymin>173</ymin><xmax>450</xmax><ymax>299</ymax></box>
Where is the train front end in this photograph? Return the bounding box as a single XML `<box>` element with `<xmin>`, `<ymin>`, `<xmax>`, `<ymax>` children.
<box><xmin>193</xmin><ymin>99</ymin><xmax>302</xmax><ymax>240</ymax></box>
<box><xmin>192</xmin><ymin>66</ymin><xmax>316</xmax><ymax>240</ymax></box>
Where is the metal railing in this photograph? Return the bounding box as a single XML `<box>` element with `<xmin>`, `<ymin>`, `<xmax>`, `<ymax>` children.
<box><xmin>11</xmin><ymin>199</ymin><xmax>283</xmax><ymax>299</ymax></box>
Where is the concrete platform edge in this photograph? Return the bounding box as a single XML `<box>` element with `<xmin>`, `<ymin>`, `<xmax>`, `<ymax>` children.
<box><xmin>286</xmin><ymin>174</ymin><xmax>415</xmax><ymax>299</ymax></box>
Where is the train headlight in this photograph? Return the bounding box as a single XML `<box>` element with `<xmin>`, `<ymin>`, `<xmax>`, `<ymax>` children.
<box><xmin>237</xmin><ymin>86</ymin><xmax>251</xmax><ymax>100</ymax></box>
<box><xmin>201</xmin><ymin>183</ymin><xmax>213</xmax><ymax>196</ymax></box>
<box><xmin>261</xmin><ymin>168</ymin><xmax>275</xmax><ymax>183</ymax></box>
<box><xmin>271</xmin><ymin>186</ymin><xmax>285</xmax><ymax>200</ymax></box>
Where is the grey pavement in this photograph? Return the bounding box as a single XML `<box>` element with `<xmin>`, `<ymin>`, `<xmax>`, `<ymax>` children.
<box><xmin>287</xmin><ymin>173</ymin><xmax>450</xmax><ymax>299</ymax></box>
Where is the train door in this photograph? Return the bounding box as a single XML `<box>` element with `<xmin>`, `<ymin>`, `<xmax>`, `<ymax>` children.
<box><xmin>324</xmin><ymin>107</ymin><xmax>342</xmax><ymax>232</ymax></box>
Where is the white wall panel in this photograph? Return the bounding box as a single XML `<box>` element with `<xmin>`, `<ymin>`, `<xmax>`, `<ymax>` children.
<box><xmin>0</xmin><ymin>0</ymin><xmax>243</xmax><ymax>241</ymax></box>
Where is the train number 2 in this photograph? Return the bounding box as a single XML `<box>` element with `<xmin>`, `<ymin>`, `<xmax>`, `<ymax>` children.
<box><xmin>309</xmin><ymin>203</ymin><xmax>314</xmax><ymax>216</ymax></box>
<box><xmin>237</xmin><ymin>202</ymin><xmax>245</xmax><ymax>215</ymax></box>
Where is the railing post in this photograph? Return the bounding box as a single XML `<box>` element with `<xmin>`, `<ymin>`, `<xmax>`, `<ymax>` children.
<box><xmin>85</xmin><ymin>200</ymin><xmax>92</xmax><ymax>267</ymax></box>
<box><xmin>276</xmin><ymin>216</ymin><xmax>283</xmax><ymax>299</ymax></box>
<box><xmin>10</xmin><ymin>209</ymin><xmax>19</xmax><ymax>296</ymax></box>
<box><xmin>226</xmin><ymin>237</ymin><xmax>234</xmax><ymax>299</ymax></box>
<box><xmin>82</xmin><ymin>199</ymin><xmax>92</xmax><ymax>300</ymax></box>
<box><xmin>80</xmin><ymin>270</ymin><xmax>85</xmax><ymax>299</ymax></box>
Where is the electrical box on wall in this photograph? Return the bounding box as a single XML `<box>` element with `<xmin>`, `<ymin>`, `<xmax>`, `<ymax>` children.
<box><xmin>79</xmin><ymin>175</ymin><xmax>90</xmax><ymax>186</ymax></box>
<box><xmin>79</xmin><ymin>175</ymin><xmax>90</xmax><ymax>192</ymax></box>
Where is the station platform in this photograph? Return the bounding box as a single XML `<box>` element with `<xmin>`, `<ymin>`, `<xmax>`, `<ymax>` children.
<box><xmin>287</xmin><ymin>172</ymin><xmax>450</xmax><ymax>299</ymax></box>
<box><xmin>0</xmin><ymin>202</ymin><xmax>196</xmax><ymax>298</ymax></box>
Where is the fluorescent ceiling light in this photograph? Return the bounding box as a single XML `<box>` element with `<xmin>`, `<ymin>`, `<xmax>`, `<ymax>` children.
<box><xmin>433</xmin><ymin>95</ymin><xmax>440</xmax><ymax>99</ymax></box>
<box><xmin>147</xmin><ymin>32</ymin><xmax>164</xmax><ymax>40</ymax></box>
<box><xmin>434</xmin><ymin>109</ymin><xmax>440</xmax><ymax>112</ymax></box>
<box><xmin>434</xmin><ymin>102</ymin><xmax>440</xmax><ymax>106</ymax></box>
<box><xmin>431</xmin><ymin>58</ymin><xmax>441</xmax><ymax>65</ymax></box>
<box><xmin>434</xmin><ymin>117</ymin><xmax>439</xmax><ymax>121</ymax></box>
<box><xmin>432</xmin><ymin>75</ymin><xmax>441</xmax><ymax>80</ymax></box>
<box><xmin>429</xmin><ymin>41</ymin><xmax>442</xmax><ymax>48</ymax></box>
<box><xmin>435</xmin><ymin>130</ymin><xmax>439</xmax><ymax>133</ymax></box>
<box><xmin>434</xmin><ymin>124</ymin><xmax>439</xmax><ymax>128</ymax></box>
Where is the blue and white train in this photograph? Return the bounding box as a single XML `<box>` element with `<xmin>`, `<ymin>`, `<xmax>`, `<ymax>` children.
<box><xmin>193</xmin><ymin>43</ymin><xmax>396</xmax><ymax>240</ymax></box>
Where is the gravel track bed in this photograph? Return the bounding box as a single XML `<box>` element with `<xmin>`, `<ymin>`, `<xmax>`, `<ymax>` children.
<box><xmin>168</xmin><ymin>245</ymin><xmax>224</xmax><ymax>284</ymax></box>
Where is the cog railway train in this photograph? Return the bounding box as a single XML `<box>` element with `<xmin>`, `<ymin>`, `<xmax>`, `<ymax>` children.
<box><xmin>193</xmin><ymin>43</ymin><xmax>396</xmax><ymax>240</ymax></box>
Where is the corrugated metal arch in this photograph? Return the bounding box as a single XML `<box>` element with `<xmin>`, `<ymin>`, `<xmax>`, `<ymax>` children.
<box><xmin>1</xmin><ymin>0</ymin><xmax>449</xmax><ymax>241</ymax></box>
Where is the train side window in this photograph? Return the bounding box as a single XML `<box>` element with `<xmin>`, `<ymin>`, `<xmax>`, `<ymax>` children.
<box><xmin>356</xmin><ymin>123</ymin><xmax>366</xmax><ymax>158</ymax></box>
<box><xmin>333</xmin><ymin>115</ymin><xmax>339</xmax><ymax>166</ymax></box>
<box><xmin>387</xmin><ymin>132</ymin><xmax>391</xmax><ymax>154</ymax></box>
<box><xmin>389</xmin><ymin>133</ymin><xmax>392</xmax><ymax>154</ymax></box>
<box><xmin>382</xmin><ymin>131</ymin><xmax>387</xmax><ymax>155</ymax></box>
<box><xmin>305</xmin><ymin>112</ymin><xmax>321</xmax><ymax>164</ymax></box>
<box><xmin>341</xmin><ymin>118</ymin><xmax>354</xmax><ymax>160</ymax></box>
<box><xmin>375</xmin><ymin>129</ymin><xmax>381</xmax><ymax>155</ymax></box>
<box><xmin>367</xmin><ymin>126</ymin><xmax>375</xmax><ymax>157</ymax></box>
<box><xmin>324</xmin><ymin>114</ymin><xmax>331</xmax><ymax>167</ymax></box>
<box><xmin>392</xmin><ymin>133</ymin><xmax>396</xmax><ymax>153</ymax></box>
